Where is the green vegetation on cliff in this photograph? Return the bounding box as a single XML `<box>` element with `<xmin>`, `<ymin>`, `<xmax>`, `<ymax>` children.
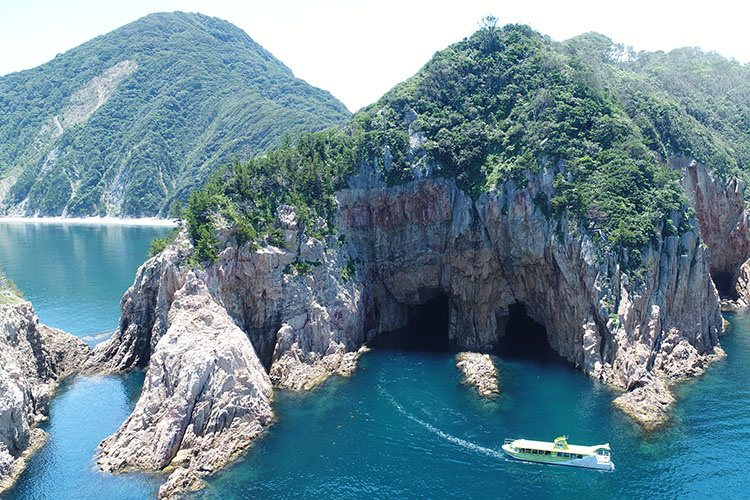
<box><xmin>178</xmin><ymin>23</ymin><xmax>748</xmax><ymax>262</ymax></box>
<box><xmin>0</xmin><ymin>12</ymin><xmax>351</xmax><ymax>217</ymax></box>
<box><xmin>0</xmin><ymin>263</ymin><xmax>23</xmax><ymax>303</ymax></box>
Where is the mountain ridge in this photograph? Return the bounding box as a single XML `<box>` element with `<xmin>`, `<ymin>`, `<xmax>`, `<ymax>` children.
<box><xmin>0</xmin><ymin>11</ymin><xmax>351</xmax><ymax>217</ymax></box>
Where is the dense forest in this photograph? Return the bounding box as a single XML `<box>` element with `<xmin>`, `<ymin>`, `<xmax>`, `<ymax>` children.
<box><xmin>179</xmin><ymin>22</ymin><xmax>749</xmax><ymax>263</ymax></box>
<box><xmin>0</xmin><ymin>12</ymin><xmax>351</xmax><ymax>217</ymax></box>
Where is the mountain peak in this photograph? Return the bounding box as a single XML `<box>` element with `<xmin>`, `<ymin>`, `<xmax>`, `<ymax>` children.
<box><xmin>0</xmin><ymin>13</ymin><xmax>350</xmax><ymax>217</ymax></box>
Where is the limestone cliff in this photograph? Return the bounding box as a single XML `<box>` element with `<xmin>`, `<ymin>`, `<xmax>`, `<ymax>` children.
<box><xmin>0</xmin><ymin>292</ymin><xmax>90</xmax><ymax>493</ymax></box>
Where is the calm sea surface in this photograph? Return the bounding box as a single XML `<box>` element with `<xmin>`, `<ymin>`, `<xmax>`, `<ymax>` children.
<box><xmin>1</xmin><ymin>222</ymin><xmax>749</xmax><ymax>500</ymax></box>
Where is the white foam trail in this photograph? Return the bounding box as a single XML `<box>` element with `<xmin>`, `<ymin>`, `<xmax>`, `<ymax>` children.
<box><xmin>377</xmin><ymin>384</ymin><xmax>505</xmax><ymax>460</ymax></box>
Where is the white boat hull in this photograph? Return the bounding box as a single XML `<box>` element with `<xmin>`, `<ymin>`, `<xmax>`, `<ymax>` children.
<box><xmin>502</xmin><ymin>444</ymin><xmax>615</xmax><ymax>471</ymax></box>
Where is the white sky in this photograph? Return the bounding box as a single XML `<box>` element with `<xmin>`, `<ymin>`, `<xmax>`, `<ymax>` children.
<box><xmin>1</xmin><ymin>0</ymin><xmax>748</xmax><ymax>112</ymax></box>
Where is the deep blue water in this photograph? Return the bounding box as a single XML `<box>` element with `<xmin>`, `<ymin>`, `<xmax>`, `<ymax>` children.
<box><xmin>1</xmin><ymin>222</ymin><xmax>749</xmax><ymax>500</ymax></box>
<box><xmin>199</xmin><ymin>317</ymin><xmax>750</xmax><ymax>500</ymax></box>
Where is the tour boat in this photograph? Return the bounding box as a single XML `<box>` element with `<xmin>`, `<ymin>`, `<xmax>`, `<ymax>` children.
<box><xmin>502</xmin><ymin>436</ymin><xmax>614</xmax><ymax>471</ymax></box>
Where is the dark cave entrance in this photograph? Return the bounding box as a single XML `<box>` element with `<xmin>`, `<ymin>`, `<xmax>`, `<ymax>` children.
<box><xmin>496</xmin><ymin>303</ymin><xmax>559</xmax><ymax>362</ymax></box>
<box><xmin>369</xmin><ymin>293</ymin><xmax>452</xmax><ymax>352</ymax></box>
<box><xmin>711</xmin><ymin>270</ymin><xmax>735</xmax><ymax>299</ymax></box>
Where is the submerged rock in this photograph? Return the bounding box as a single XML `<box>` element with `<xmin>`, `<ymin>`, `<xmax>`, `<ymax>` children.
<box><xmin>0</xmin><ymin>293</ymin><xmax>90</xmax><ymax>493</ymax></box>
<box><xmin>612</xmin><ymin>377</ymin><xmax>675</xmax><ymax>430</ymax></box>
<box><xmin>97</xmin><ymin>273</ymin><xmax>272</xmax><ymax>497</ymax></box>
<box><xmin>455</xmin><ymin>352</ymin><xmax>499</xmax><ymax>397</ymax></box>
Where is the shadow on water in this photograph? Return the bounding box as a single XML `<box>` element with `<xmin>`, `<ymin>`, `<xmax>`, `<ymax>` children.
<box><xmin>368</xmin><ymin>294</ymin><xmax>453</xmax><ymax>352</ymax></box>
<box><xmin>495</xmin><ymin>303</ymin><xmax>564</xmax><ymax>366</ymax></box>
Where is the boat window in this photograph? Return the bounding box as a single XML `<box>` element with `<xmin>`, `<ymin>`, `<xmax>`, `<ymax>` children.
<box><xmin>545</xmin><ymin>451</ymin><xmax>551</xmax><ymax>455</ymax></box>
<box><xmin>577</xmin><ymin>454</ymin><xmax>583</xmax><ymax>459</ymax></box>
<box><xmin>563</xmin><ymin>453</ymin><xmax>569</xmax><ymax>458</ymax></box>
<box><xmin>532</xmin><ymin>449</ymin><xmax>538</xmax><ymax>454</ymax></box>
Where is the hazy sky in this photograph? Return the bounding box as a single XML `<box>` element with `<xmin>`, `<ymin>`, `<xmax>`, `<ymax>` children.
<box><xmin>1</xmin><ymin>0</ymin><xmax>748</xmax><ymax>111</ymax></box>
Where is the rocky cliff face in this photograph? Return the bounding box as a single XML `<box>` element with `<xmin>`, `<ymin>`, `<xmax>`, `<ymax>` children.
<box><xmin>97</xmin><ymin>273</ymin><xmax>272</xmax><ymax>498</ymax></box>
<box><xmin>679</xmin><ymin>158</ymin><xmax>750</xmax><ymax>303</ymax></box>
<box><xmin>0</xmin><ymin>293</ymin><xmax>90</xmax><ymax>493</ymax></box>
<box><xmin>92</xmin><ymin>167</ymin><xmax>727</xmax><ymax>494</ymax></box>
<box><xmin>339</xmin><ymin>173</ymin><xmax>723</xmax><ymax>412</ymax></box>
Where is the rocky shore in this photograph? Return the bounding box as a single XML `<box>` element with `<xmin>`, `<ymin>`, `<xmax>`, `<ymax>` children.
<box><xmin>88</xmin><ymin>160</ymin><xmax>739</xmax><ymax>495</ymax></box>
<box><xmin>0</xmin><ymin>291</ymin><xmax>90</xmax><ymax>493</ymax></box>
<box><xmin>97</xmin><ymin>273</ymin><xmax>272</xmax><ymax>497</ymax></box>
<box><xmin>455</xmin><ymin>352</ymin><xmax>499</xmax><ymax>397</ymax></box>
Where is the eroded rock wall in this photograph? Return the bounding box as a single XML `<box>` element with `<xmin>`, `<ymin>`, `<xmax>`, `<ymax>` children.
<box><xmin>679</xmin><ymin>158</ymin><xmax>750</xmax><ymax>303</ymax></box>
<box><xmin>91</xmin><ymin>232</ymin><xmax>192</xmax><ymax>371</ymax></box>
<box><xmin>0</xmin><ymin>295</ymin><xmax>90</xmax><ymax>493</ymax></box>
<box><xmin>92</xmin><ymin>166</ymin><xmax>727</xmax><ymax>495</ymax></box>
<box><xmin>98</xmin><ymin>274</ymin><xmax>272</xmax><ymax>497</ymax></box>
<box><xmin>338</xmin><ymin>172</ymin><xmax>723</xmax><ymax>394</ymax></box>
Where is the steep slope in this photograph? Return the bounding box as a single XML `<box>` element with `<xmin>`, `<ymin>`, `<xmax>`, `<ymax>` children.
<box><xmin>0</xmin><ymin>276</ymin><xmax>91</xmax><ymax>493</ymax></box>
<box><xmin>0</xmin><ymin>12</ymin><xmax>351</xmax><ymax>217</ymax></box>
<box><xmin>87</xmin><ymin>24</ymin><xmax>748</xmax><ymax>496</ymax></box>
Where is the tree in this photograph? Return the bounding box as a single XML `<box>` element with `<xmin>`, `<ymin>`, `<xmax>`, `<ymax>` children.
<box><xmin>479</xmin><ymin>15</ymin><xmax>498</xmax><ymax>31</ymax></box>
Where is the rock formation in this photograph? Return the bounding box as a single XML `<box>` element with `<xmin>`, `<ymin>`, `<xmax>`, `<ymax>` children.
<box><xmin>679</xmin><ymin>158</ymin><xmax>750</xmax><ymax>303</ymax></box>
<box><xmin>97</xmin><ymin>273</ymin><xmax>273</xmax><ymax>498</ymax></box>
<box><xmin>0</xmin><ymin>291</ymin><xmax>90</xmax><ymax>493</ymax></box>
<box><xmin>456</xmin><ymin>352</ymin><xmax>499</xmax><ymax>397</ymax></box>
<box><xmin>89</xmin><ymin>161</ymin><xmax>732</xmax><ymax>495</ymax></box>
<box><xmin>92</xmin><ymin>231</ymin><xmax>192</xmax><ymax>371</ymax></box>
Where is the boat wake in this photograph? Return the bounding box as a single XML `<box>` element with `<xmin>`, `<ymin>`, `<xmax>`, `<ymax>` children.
<box><xmin>377</xmin><ymin>383</ymin><xmax>505</xmax><ymax>460</ymax></box>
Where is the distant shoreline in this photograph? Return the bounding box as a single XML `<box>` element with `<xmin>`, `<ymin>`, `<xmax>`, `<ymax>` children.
<box><xmin>0</xmin><ymin>216</ymin><xmax>177</xmax><ymax>227</ymax></box>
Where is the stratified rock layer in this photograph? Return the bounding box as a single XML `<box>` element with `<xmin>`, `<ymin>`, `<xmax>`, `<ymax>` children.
<box><xmin>0</xmin><ymin>293</ymin><xmax>90</xmax><ymax>493</ymax></box>
<box><xmin>97</xmin><ymin>273</ymin><xmax>272</xmax><ymax>497</ymax></box>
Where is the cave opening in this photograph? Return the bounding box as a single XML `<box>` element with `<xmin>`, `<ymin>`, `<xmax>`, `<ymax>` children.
<box><xmin>711</xmin><ymin>270</ymin><xmax>735</xmax><ymax>299</ymax></box>
<box><xmin>369</xmin><ymin>293</ymin><xmax>452</xmax><ymax>352</ymax></box>
<box><xmin>496</xmin><ymin>303</ymin><xmax>559</xmax><ymax>363</ymax></box>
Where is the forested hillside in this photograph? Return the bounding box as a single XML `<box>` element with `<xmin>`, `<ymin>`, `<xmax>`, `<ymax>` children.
<box><xmin>0</xmin><ymin>12</ymin><xmax>351</xmax><ymax>217</ymax></box>
<box><xmin>180</xmin><ymin>23</ymin><xmax>750</xmax><ymax>263</ymax></box>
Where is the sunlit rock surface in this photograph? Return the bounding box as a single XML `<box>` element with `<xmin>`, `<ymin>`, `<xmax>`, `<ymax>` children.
<box><xmin>0</xmin><ymin>293</ymin><xmax>90</xmax><ymax>493</ymax></box>
<box><xmin>93</xmin><ymin>167</ymin><xmax>727</xmax><ymax>494</ymax></box>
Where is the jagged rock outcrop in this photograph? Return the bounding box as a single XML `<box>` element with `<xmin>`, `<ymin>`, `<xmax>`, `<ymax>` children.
<box><xmin>91</xmin><ymin>231</ymin><xmax>192</xmax><ymax>372</ymax></box>
<box><xmin>0</xmin><ymin>292</ymin><xmax>90</xmax><ymax>493</ymax></box>
<box><xmin>91</xmin><ymin>165</ymin><xmax>727</xmax><ymax>496</ymax></box>
<box><xmin>339</xmin><ymin>172</ymin><xmax>723</xmax><ymax>426</ymax></box>
<box><xmin>612</xmin><ymin>376</ymin><xmax>675</xmax><ymax>431</ymax></box>
<box><xmin>456</xmin><ymin>352</ymin><xmax>499</xmax><ymax>397</ymax></box>
<box><xmin>97</xmin><ymin>171</ymin><xmax>723</xmax><ymax>430</ymax></box>
<box><xmin>97</xmin><ymin>273</ymin><xmax>272</xmax><ymax>498</ymax></box>
<box><xmin>679</xmin><ymin>158</ymin><xmax>750</xmax><ymax>303</ymax></box>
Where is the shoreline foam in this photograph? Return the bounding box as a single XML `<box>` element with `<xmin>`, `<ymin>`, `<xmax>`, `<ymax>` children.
<box><xmin>0</xmin><ymin>216</ymin><xmax>177</xmax><ymax>227</ymax></box>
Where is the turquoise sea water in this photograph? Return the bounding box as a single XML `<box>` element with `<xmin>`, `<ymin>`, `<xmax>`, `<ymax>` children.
<box><xmin>0</xmin><ymin>222</ymin><xmax>170</xmax><ymax>337</ymax></box>
<box><xmin>0</xmin><ymin>222</ymin><xmax>169</xmax><ymax>500</ymax></box>
<box><xmin>1</xmin><ymin>222</ymin><xmax>749</xmax><ymax>499</ymax></box>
